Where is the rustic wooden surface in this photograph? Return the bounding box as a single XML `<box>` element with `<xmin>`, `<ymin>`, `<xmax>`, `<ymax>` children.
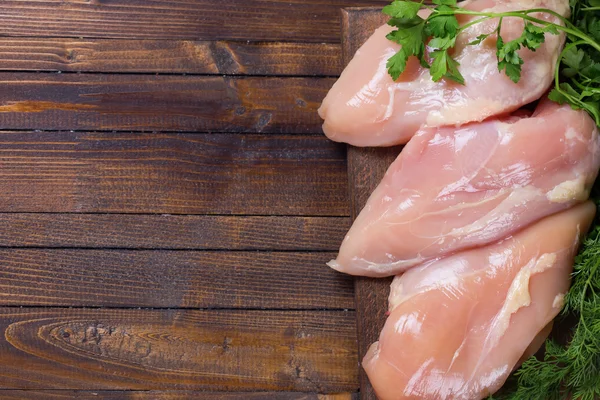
<box><xmin>341</xmin><ymin>8</ymin><xmax>402</xmax><ymax>400</ymax></box>
<box><xmin>0</xmin><ymin>0</ymin><xmax>393</xmax><ymax>398</ymax></box>
<box><xmin>0</xmin><ymin>39</ymin><xmax>343</xmax><ymax>75</ymax></box>
<box><xmin>0</xmin><ymin>392</ymin><xmax>358</xmax><ymax>400</ymax></box>
<box><xmin>0</xmin><ymin>1</ymin><xmax>387</xmax><ymax>42</ymax></box>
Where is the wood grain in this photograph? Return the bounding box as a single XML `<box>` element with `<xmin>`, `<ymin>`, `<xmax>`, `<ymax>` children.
<box><xmin>341</xmin><ymin>8</ymin><xmax>401</xmax><ymax>400</ymax></box>
<box><xmin>0</xmin><ymin>132</ymin><xmax>348</xmax><ymax>216</ymax></box>
<box><xmin>0</xmin><ymin>391</ymin><xmax>358</xmax><ymax>400</ymax></box>
<box><xmin>0</xmin><ymin>214</ymin><xmax>349</xmax><ymax>250</ymax></box>
<box><xmin>0</xmin><ymin>39</ymin><xmax>342</xmax><ymax>76</ymax></box>
<box><xmin>0</xmin><ymin>309</ymin><xmax>358</xmax><ymax>391</ymax></box>
<box><xmin>0</xmin><ymin>74</ymin><xmax>330</xmax><ymax>133</ymax></box>
<box><xmin>0</xmin><ymin>250</ymin><xmax>354</xmax><ymax>309</ymax></box>
<box><xmin>0</xmin><ymin>1</ymin><xmax>387</xmax><ymax>42</ymax></box>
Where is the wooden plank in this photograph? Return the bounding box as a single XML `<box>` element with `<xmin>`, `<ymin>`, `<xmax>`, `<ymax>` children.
<box><xmin>0</xmin><ymin>39</ymin><xmax>342</xmax><ymax>76</ymax></box>
<box><xmin>0</xmin><ymin>309</ymin><xmax>358</xmax><ymax>391</ymax></box>
<box><xmin>0</xmin><ymin>214</ymin><xmax>350</xmax><ymax>251</ymax></box>
<box><xmin>340</xmin><ymin>8</ymin><xmax>400</xmax><ymax>400</ymax></box>
<box><xmin>0</xmin><ymin>1</ymin><xmax>388</xmax><ymax>42</ymax></box>
<box><xmin>0</xmin><ymin>132</ymin><xmax>348</xmax><ymax>216</ymax></box>
<box><xmin>0</xmin><ymin>250</ymin><xmax>354</xmax><ymax>309</ymax></box>
<box><xmin>0</xmin><ymin>391</ymin><xmax>358</xmax><ymax>400</ymax></box>
<box><xmin>0</xmin><ymin>74</ymin><xmax>330</xmax><ymax>133</ymax></box>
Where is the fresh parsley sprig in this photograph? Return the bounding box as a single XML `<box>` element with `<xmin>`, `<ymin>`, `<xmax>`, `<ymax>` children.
<box><xmin>384</xmin><ymin>0</ymin><xmax>568</xmax><ymax>84</ymax></box>
<box><xmin>383</xmin><ymin>0</ymin><xmax>600</xmax><ymax>128</ymax></box>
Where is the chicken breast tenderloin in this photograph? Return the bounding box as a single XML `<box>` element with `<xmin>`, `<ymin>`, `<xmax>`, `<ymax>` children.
<box><xmin>329</xmin><ymin>98</ymin><xmax>600</xmax><ymax>277</ymax></box>
<box><xmin>318</xmin><ymin>0</ymin><xmax>569</xmax><ymax>147</ymax></box>
<box><xmin>363</xmin><ymin>202</ymin><xmax>595</xmax><ymax>400</ymax></box>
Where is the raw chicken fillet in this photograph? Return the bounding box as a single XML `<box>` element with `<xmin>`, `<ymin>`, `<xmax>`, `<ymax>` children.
<box><xmin>318</xmin><ymin>0</ymin><xmax>570</xmax><ymax>147</ymax></box>
<box><xmin>364</xmin><ymin>202</ymin><xmax>595</xmax><ymax>400</ymax></box>
<box><xmin>329</xmin><ymin>99</ymin><xmax>600</xmax><ymax>277</ymax></box>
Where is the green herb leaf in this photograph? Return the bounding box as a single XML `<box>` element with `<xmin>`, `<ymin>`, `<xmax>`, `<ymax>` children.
<box><xmin>428</xmin><ymin>35</ymin><xmax>456</xmax><ymax>50</ymax></box>
<box><xmin>386</xmin><ymin>49</ymin><xmax>410</xmax><ymax>80</ymax></box>
<box><xmin>426</xmin><ymin>6</ymin><xmax>460</xmax><ymax>37</ymax></box>
<box><xmin>468</xmin><ymin>33</ymin><xmax>490</xmax><ymax>46</ymax></box>
<box><xmin>385</xmin><ymin>16</ymin><xmax>426</xmax><ymax>80</ymax></box>
<box><xmin>382</xmin><ymin>0</ymin><xmax>423</xmax><ymax>19</ymax></box>
<box><xmin>522</xmin><ymin>23</ymin><xmax>546</xmax><ymax>50</ymax></box>
<box><xmin>386</xmin><ymin>19</ymin><xmax>426</xmax><ymax>54</ymax></box>
<box><xmin>432</xmin><ymin>0</ymin><xmax>456</xmax><ymax>6</ymax></box>
<box><xmin>430</xmin><ymin>49</ymin><xmax>464</xmax><ymax>83</ymax></box>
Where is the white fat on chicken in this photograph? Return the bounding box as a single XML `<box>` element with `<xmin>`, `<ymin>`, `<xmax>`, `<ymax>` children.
<box><xmin>329</xmin><ymin>97</ymin><xmax>600</xmax><ymax>278</ymax></box>
<box><xmin>363</xmin><ymin>202</ymin><xmax>595</xmax><ymax>400</ymax></box>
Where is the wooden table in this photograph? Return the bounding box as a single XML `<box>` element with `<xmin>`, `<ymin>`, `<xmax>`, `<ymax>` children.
<box><xmin>0</xmin><ymin>1</ymin><xmax>390</xmax><ymax>399</ymax></box>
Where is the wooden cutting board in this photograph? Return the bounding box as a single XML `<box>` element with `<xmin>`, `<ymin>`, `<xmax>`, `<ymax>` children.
<box><xmin>340</xmin><ymin>7</ymin><xmax>401</xmax><ymax>400</ymax></box>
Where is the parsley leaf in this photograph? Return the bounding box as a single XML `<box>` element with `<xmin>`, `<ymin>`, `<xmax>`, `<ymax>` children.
<box><xmin>468</xmin><ymin>33</ymin><xmax>490</xmax><ymax>46</ymax></box>
<box><xmin>386</xmin><ymin>18</ymin><xmax>426</xmax><ymax>55</ymax></box>
<box><xmin>386</xmin><ymin>49</ymin><xmax>409</xmax><ymax>81</ymax></box>
<box><xmin>426</xmin><ymin>6</ymin><xmax>460</xmax><ymax>37</ymax></box>
<box><xmin>382</xmin><ymin>0</ymin><xmax>423</xmax><ymax>19</ymax></box>
<box><xmin>430</xmin><ymin>49</ymin><xmax>464</xmax><ymax>84</ymax></box>
<box><xmin>385</xmin><ymin>16</ymin><xmax>426</xmax><ymax>79</ymax></box>
<box><xmin>432</xmin><ymin>0</ymin><xmax>456</xmax><ymax>6</ymax></box>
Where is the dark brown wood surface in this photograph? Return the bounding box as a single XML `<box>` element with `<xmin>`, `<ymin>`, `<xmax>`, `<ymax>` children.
<box><xmin>0</xmin><ymin>39</ymin><xmax>342</xmax><ymax>76</ymax></box>
<box><xmin>0</xmin><ymin>132</ymin><xmax>347</xmax><ymax>215</ymax></box>
<box><xmin>0</xmin><ymin>392</ymin><xmax>358</xmax><ymax>400</ymax></box>
<box><xmin>0</xmin><ymin>250</ymin><xmax>353</xmax><ymax>308</ymax></box>
<box><xmin>0</xmin><ymin>75</ymin><xmax>331</xmax><ymax>133</ymax></box>
<box><xmin>0</xmin><ymin>1</ymin><xmax>387</xmax><ymax>42</ymax></box>
<box><xmin>0</xmin><ymin>214</ymin><xmax>349</xmax><ymax>250</ymax></box>
<box><xmin>0</xmin><ymin>309</ymin><xmax>357</xmax><ymax>391</ymax></box>
<box><xmin>0</xmin><ymin>0</ymin><xmax>384</xmax><ymax>398</ymax></box>
<box><xmin>341</xmin><ymin>8</ymin><xmax>401</xmax><ymax>400</ymax></box>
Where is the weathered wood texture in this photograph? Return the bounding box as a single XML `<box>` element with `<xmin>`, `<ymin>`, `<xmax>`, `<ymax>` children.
<box><xmin>0</xmin><ymin>0</ymin><xmax>370</xmax><ymax>396</ymax></box>
<box><xmin>0</xmin><ymin>74</ymin><xmax>330</xmax><ymax>133</ymax></box>
<box><xmin>341</xmin><ymin>8</ymin><xmax>400</xmax><ymax>400</ymax></box>
<box><xmin>0</xmin><ymin>309</ymin><xmax>358</xmax><ymax>391</ymax></box>
<box><xmin>0</xmin><ymin>132</ymin><xmax>348</xmax><ymax>216</ymax></box>
<box><xmin>0</xmin><ymin>39</ymin><xmax>342</xmax><ymax>76</ymax></box>
<box><xmin>0</xmin><ymin>250</ymin><xmax>354</xmax><ymax>309</ymax></box>
<box><xmin>0</xmin><ymin>1</ymin><xmax>387</xmax><ymax>42</ymax></box>
<box><xmin>0</xmin><ymin>214</ymin><xmax>349</xmax><ymax>250</ymax></box>
<box><xmin>0</xmin><ymin>392</ymin><xmax>357</xmax><ymax>400</ymax></box>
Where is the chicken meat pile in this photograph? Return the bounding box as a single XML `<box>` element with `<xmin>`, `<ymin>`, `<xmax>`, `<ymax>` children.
<box><xmin>319</xmin><ymin>0</ymin><xmax>600</xmax><ymax>399</ymax></box>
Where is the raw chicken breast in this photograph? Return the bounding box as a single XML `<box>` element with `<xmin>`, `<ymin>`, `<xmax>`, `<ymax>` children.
<box><xmin>363</xmin><ymin>202</ymin><xmax>595</xmax><ymax>400</ymax></box>
<box><xmin>329</xmin><ymin>98</ymin><xmax>600</xmax><ymax>277</ymax></box>
<box><xmin>318</xmin><ymin>0</ymin><xmax>569</xmax><ymax>147</ymax></box>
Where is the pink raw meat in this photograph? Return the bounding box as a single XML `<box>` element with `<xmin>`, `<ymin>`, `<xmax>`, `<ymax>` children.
<box><xmin>329</xmin><ymin>98</ymin><xmax>600</xmax><ymax>277</ymax></box>
<box><xmin>318</xmin><ymin>0</ymin><xmax>569</xmax><ymax>147</ymax></box>
<box><xmin>363</xmin><ymin>202</ymin><xmax>595</xmax><ymax>400</ymax></box>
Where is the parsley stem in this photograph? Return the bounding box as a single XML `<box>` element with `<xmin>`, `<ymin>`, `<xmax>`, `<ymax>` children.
<box><xmin>442</xmin><ymin>10</ymin><xmax>600</xmax><ymax>54</ymax></box>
